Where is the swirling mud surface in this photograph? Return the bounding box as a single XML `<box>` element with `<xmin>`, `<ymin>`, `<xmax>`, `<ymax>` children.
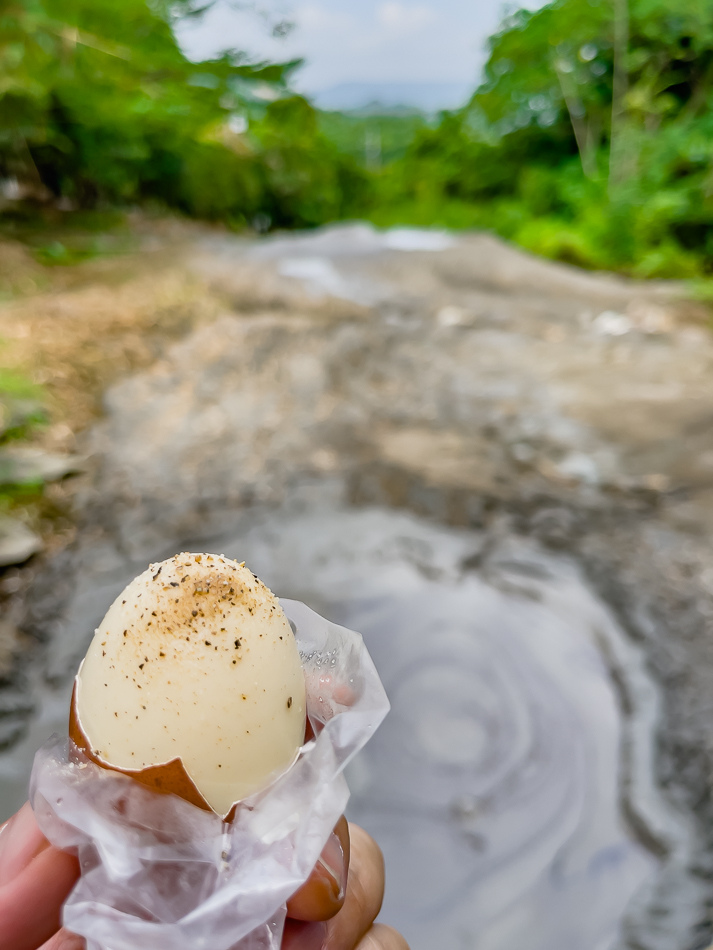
<box><xmin>2</xmin><ymin>224</ymin><xmax>713</xmax><ymax>949</ymax></box>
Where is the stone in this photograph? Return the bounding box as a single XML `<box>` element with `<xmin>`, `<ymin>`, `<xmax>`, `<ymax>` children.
<box><xmin>0</xmin><ymin>517</ymin><xmax>42</xmax><ymax>566</ymax></box>
<box><xmin>0</xmin><ymin>396</ymin><xmax>45</xmax><ymax>440</ymax></box>
<box><xmin>0</xmin><ymin>447</ymin><xmax>83</xmax><ymax>486</ymax></box>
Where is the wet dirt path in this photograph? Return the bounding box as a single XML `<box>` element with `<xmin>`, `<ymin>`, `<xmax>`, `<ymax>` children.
<box><xmin>2</xmin><ymin>223</ymin><xmax>713</xmax><ymax>949</ymax></box>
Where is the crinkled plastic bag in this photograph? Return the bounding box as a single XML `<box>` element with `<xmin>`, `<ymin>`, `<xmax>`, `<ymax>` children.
<box><xmin>30</xmin><ymin>600</ymin><xmax>390</xmax><ymax>950</ymax></box>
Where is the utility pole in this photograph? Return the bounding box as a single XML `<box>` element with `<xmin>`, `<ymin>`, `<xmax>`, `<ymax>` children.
<box><xmin>365</xmin><ymin>127</ymin><xmax>382</xmax><ymax>171</ymax></box>
<box><xmin>609</xmin><ymin>0</ymin><xmax>629</xmax><ymax>190</ymax></box>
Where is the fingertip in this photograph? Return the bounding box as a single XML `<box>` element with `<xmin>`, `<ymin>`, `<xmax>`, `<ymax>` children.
<box><xmin>0</xmin><ymin>802</ymin><xmax>50</xmax><ymax>886</ymax></box>
<box><xmin>38</xmin><ymin>930</ymin><xmax>86</xmax><ymax>950</ymax></box>
<box><xmin>320</xmin><ymin>823</ymin><xmax>386</xmax><ymax>950</ymax></box>
<box><xmin>287</xmin><ymin>823</ymin><xmax>348</xmax><ymax>921</ymax></box>
<box><xmin>0</xmin><ymin>846</ymin><xmax>80</xmax><ymax>950</ymax></box>
<box><xmin>346</xmin><ymin>823</ymin><xmax>385</xmax><ymax>917</ymax></box>
<box><xmin>355</xmin><ymin>924</ymin><xmax>411</xmax><ymax>950</ymax></box>
<box><xmin>286</xmin><ymin>817</ymin><xmax>350</xmax><ymax>921</ymax></box>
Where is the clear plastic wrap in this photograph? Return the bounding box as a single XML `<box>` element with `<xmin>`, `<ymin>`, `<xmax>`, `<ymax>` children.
<box><xmin>30</xmin><ymin>599</ymin><xmax>390</xmax><ymax>950</ymax></box>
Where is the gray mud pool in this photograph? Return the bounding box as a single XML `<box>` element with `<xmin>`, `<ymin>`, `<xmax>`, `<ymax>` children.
<box><xmin>0</xmin><ymin>503</ymin><xmax>688</xmax><ymax>950</ymax></box>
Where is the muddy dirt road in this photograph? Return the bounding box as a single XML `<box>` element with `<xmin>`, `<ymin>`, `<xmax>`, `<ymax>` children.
<box><xmin>2</xmin><ymin>222</ymin><xmax>713</xmax><ymax>949</ymax></box>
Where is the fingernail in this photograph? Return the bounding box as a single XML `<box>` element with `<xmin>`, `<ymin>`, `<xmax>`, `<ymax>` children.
<box><xmin>0</xmin><ymin>804</ymin><xmax>48</xmax><ymax>886</ymax></box>
<box><xmin>0</xmin><ymin>812</ymin><xmax>17</xmax><ymax>862</ymax></box>
<box><xmin>318</xmin><ymin>830</ymin><xmax>347</xmax><ymax>902</ymax></box>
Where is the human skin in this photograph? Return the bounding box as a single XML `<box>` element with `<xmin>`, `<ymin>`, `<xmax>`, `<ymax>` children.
<box><xmin>0</xmin><ymin>803</ymin><xmax>408</xmax><ymax>950</ymax></box>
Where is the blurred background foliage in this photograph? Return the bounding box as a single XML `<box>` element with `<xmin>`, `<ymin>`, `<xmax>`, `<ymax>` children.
<box><xmin>2</xmin><ymin>0</ymin><xmax>713</xmax><ymax>277</ymax></box>
<box><xmin>378</xmin><ymin>0</ymin><xmax>713</xmax><ymax>278</ymax></box>
<box><xmin>0</xmin><ymin>0</ymin><xmax>365</xmax><ymax>228</ymax></box>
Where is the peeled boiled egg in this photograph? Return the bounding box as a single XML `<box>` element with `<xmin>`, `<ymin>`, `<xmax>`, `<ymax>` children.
<box><xmin>69</xmin><ymin>552</ymin><xmax>307</xmax><ymax>817</ymax></box>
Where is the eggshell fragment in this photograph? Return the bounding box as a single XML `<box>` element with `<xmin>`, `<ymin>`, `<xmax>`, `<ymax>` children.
<box><xmin>71</xmin><ymin>553</ymin><xmax>307</xmax><ymax>817</ymax></box>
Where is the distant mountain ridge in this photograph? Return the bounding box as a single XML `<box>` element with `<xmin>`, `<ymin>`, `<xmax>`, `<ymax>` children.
<box><xmin>310</xmin><ymin>81</ymin><xmax>473</xmax><ymax>114</ymax></box>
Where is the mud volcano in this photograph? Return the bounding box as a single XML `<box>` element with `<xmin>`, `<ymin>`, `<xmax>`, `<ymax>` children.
<box><xmin>2</xmin><ymin>224</ymin><xmax>713</xmax><ymax>949</ymax></box>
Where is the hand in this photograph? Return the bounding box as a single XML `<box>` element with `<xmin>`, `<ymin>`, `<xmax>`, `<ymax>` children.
<box><xmin>0</xmin><ymin>805</ymin><xmax>408</xmax><ymax>950</ymax></box>
<box><xmin>0</xmin><ymin>802</ymin><xmax>80</xmax><ymax>950</ymax></box>
<box><xmin>285</xmin><ymin>820</ymin><xmax>408</xmax><ymax>950</ymax></box>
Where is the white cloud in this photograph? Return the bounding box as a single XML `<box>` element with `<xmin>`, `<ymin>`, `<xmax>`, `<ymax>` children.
<box><xmin>377</xmin><ymin>2</ymin><xmax>437</xmax><ymax>31</ymax></box>
<box><xmin>296</xmin><ymin>2</ymin><xmax>356</xmax><ymax>31</ymax></box>
<box><xmin>177</xmin><ymin>0</ymin><xmax>548</xmax><ymax>94</ymax></box>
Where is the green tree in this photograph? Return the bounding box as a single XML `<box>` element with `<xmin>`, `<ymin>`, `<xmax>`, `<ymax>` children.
<box><xmin>251</xmin><ymin>95</ymin><xmax>369</xmax><ymax>228</ymax></box>
<box><xmin>381</xmin><ymin>0</ymin><xmax>713</xmax><ymax>276</ymax></box>
<box><xmin>0</xmin><ymin>0</ymin><xmax>333</xmax><ymax>224</ymax></box>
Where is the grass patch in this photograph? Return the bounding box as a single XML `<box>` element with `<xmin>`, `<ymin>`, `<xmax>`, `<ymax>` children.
<box><xmin>0</xmin><ymin>370</ymin><xmax>47</xmax><ymax>443</ymax></box>
<box><xmin>0</xmin><ymin>369</ymin><xmax>44</xmax><ymax>401</ymax></box>
<box><xmin>0</xmin><ymin>207</ymin><xmax>137</xmax><ymax>270</ymax></box>
<box><xmin>0</xmin><ymin>369</ymin><xmax>48</xmax><ymax>541</ymax></box>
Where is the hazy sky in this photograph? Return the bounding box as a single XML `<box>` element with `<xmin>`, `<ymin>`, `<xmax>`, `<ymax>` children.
<box><xmin>177</xmin><ymin>0</ymin><xmax>540</xmax><ymax>96</ymax></box>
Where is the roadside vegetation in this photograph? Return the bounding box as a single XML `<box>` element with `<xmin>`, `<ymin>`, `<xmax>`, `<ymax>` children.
<box><xmin>3</xmin><ymin>0</ymin><xmax>713</xmax><ymax>280</ymax></box>
<box><xmin>0</xmin><ymin>0</ymin><xmax>366</xmax><ymax>229</ymax></box>
<box><xmin>373</xmin><ymin>0</ymin><xmax>713</xmax><ymax>280</ymax></box>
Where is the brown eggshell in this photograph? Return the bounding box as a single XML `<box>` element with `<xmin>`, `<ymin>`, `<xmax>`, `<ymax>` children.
<box><xmin>69</xmin><ymin>681</ymin><xmax>214</xmax><ymax>813</ymax></box>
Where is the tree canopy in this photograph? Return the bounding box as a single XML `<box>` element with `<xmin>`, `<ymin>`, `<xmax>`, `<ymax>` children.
<box><xmin>3</xmin><ymin>0</ymin><xmax>713</xmax><ymax>277</ymax></box>
<box><xmin>379</xmin><ymin>0</ymin><xmax>713</xmax><ymax>276</ymax></box>
<box><xmin>0</xmin><ymin>0</ymin><xmax>365</xmax><ymax>226</ymax></box>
